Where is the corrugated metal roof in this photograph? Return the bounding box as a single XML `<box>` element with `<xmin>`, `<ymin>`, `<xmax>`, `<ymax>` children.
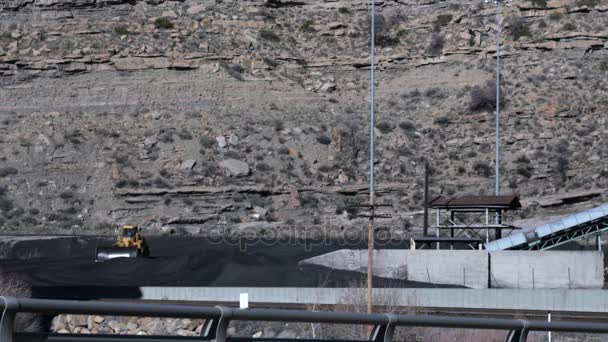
<box><xmin>485</xmin><ymin>203</ymin><xmax>608</xmax><ymax>251</ymax></box>
<box><xmin>428</xmin><ymin>195</ymin><xmax>522</xmax><ymax>209</ymax></box>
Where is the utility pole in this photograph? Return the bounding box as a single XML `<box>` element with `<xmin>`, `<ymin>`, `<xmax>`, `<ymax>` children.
<box><xmin>367</xmin><ymin>0</ymin><xmax>376</xmax><ymax>316</ymax></box>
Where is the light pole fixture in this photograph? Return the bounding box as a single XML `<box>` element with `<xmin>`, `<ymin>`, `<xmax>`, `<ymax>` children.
<box><xmin>485</xmin><ymin>0</ymin><xmax>512</xmax><ymax>197</ymax></box>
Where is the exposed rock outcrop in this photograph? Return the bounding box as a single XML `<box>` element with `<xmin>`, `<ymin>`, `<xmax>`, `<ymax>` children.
<box><xmin>0</xmin><ymin>0</ymin><xmax>605</xmax><ymax>236</ymax></box>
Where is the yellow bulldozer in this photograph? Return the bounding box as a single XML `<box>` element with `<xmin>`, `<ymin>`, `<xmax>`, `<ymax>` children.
<box><xmin>95</xmin><ymin>225</ymin><xmax>150</xmax><ymax>262</ymax></box>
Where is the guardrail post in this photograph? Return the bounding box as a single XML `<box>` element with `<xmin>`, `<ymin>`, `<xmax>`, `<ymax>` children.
<box><xmin>369</xmin><ymin>314</ymin><xmax>396</xmax><ymax>342</ymax></box>
<box><xmin>200</xmin><ymin>318</ymin><xmax>219</xmax><ymax>340</ymax></box>
<box><xmin>505</xmin><ymin>319</ymin><xmax>529</xmax><ymax>342</ymax></box>
<box><xmin>0</xmin><ymin>297</ymin><xmax>18</xmax><ymax>342</ymax></box>
<box><xmin>201</xmin><ymin>306</ymin><xmax>232</xmax><ymax>342</ymax></box>
<box><xmin>505</xmin><ymin>329</ymin><xmax>528</xmax><ymax>342</ymax></box>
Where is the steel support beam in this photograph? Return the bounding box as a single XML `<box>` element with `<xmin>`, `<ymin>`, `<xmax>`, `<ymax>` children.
<box><xmin>526</xmin><ymin>222</ymin><xmax>608</xmax><ymax>251</ymax></box>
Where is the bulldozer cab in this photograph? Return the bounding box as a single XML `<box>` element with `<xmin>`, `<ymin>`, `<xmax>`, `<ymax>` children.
<box><xmin>119</xmin><ymin>225</ymin><xmax>138</xmax><ymax>238</ymax></box>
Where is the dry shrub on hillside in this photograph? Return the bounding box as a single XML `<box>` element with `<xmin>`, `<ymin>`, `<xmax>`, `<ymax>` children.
<box><xmin>426</xmin><ymin>33</ymin><xmax>445</xmax><ymax>56</ymax></box>
<box><xmin>507</xmin><ymin>17</ymin><xmax>531</xmax><ymax>41</ymax></box>
<box><xmin>336</xmin><ymin>114</ymin><xmax>366</xmax><ymax>161</ymax></box>
<box><xmin>469</xmin><ymin>80</ymin><xmax>505</xmax><ymax>112</ymax></box>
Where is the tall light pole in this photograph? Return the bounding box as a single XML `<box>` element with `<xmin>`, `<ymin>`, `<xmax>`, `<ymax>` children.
<box><xmin>367</xmin><ymin>0</ymin><xmax>376</xmax><ymax>316</ymax></box>
<box><xmin>486</xmin><ymin>0</ymin><xmax>511</xmax><ymax>196</ymax></box>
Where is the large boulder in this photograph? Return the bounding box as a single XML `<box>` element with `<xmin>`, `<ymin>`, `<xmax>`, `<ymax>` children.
<box><xmin>219</xmin><ymin>159</ymin><xmax>250</xmax><ymax>177</ymax></box>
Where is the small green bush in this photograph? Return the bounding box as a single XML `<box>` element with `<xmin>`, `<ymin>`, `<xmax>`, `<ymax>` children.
<box><xmin>64</xmin><ymin>129</ymin><xmax>83</xmax><ymax>144</ymax></box>
<box><xmin>153</xmin><ymin>177</ymin><xmax>173</xmax><ymax>189</ymax></box>
<box><xmin>154</xmin><ymin>17</ymin><xmax>174</xmax><ymax>30</ymax></box>
<box><xmin>318</xmin><ymin>164</ymin><xmax>332</xmax><ymax>173</ymax></box>
<box><xmin>316</xmin><ymin>135</ymin><xmax>331</xmax><ymax>145</ymax></box>
<box><xmin>178</xmin><ymin>130</ymin><xmax>193</xmax><ymax>140</ymax></box>
<box><xmin>59</xmin><ymin>191</ymin><xmax>75</xmax><ymax>200</ymax></box>
<box><xmin>575</xmin><ymin>0</ymin><xmax>599</xmax><ymax>7</ymax></box>
<box><xmin>600</xmin><ymin>61</ymin><xmax>608</xmax><ymax>72</ymax></box>
<box><xmin>199</xmin><ymin>136</ymin><xmax>216</xmax><ymax>148</ymax></box>
<box><xmin>0</xmin><ymin>197</ymin><xmax>13</xmax><ymax>212</ymax></box>
<box><xmin>0</xmin><ymin>32</ymin><xmax>13</xmax><ymax>41</ymax></box>
<box><xmin>426</xmin><ymin>33</ymin><xmax>445</xmax><ymax>56</ymax></box>
<box><xmin>256</xmin><ymin>163</ymin><xmax>273</xmax><ymax>172</ymax></box>
<box><xmin>258</xmin><ymin>30</ymin><xmax>281</xmax><ymax>42</ymax></box>
<box><xmin>114</xmin><ymin>153</ymin><xmax>130</xmax><ymax>165</ymax></box>
<box><xmin>0</xmin><ymin>167</ymin><xmax>18</xmax><ymax>177</ymax></box>
<box><xmin>335</xmin><ymin>197</ymin><xmax>359</xmax><ymax>218</ymax></box>
<box><xmin>397</xmin><ymin>145</ymin><xmax>412</xmax><ymax>157</ymax></box>
<box><xmin>425</xmin><ymin>87</ymin><xmax>445</xmax><ymax>99</ymax></box>
<box><xmin>399</xmin><ymin>120</ymin><xmax>416</xmax><ymax>132</ymax></box>
<box><xmin>434</xmin><ymin>14</ymin><xmax>453</xmax><ymax>31</ymax></box>
<box><xmin>375</xmin><ymin>121</ymin><xmax>394</xmax><ymax>134</ymax></box>
<box><xmin>224</xmin><ymin>63</ymin><xmax>244</xmax><ymax>81</ymax></box>
<box><xmin>529</xmin><ymin>0</ymin><xmax>547</xmax><ymax>7</ymax></box>
<box><xmin>300</xmin><ymin>20</ymin><xmax>316</xmax><ymax>33</ymax></box>
<box><xmin>113</xmin><ymin>25</ymin><xmax>129</xmax><ymax>35</ymax></box>
<box><xmin>338</xmin><ymin>7</ymin><xmax>350</xmax><ymax>14</ymax></box>
<box><xmin>557</xmin><ymin>156</ymin><xmax>569</xmax><ymax>181</ymax></box>
<box><xmin>470</xmin><ymin>80</ymin><xmax>504</xmax><ymax>112</ymax></box>
<box><xmin>562</xmin><ymin>22</ymin><xmax>577</xmax><ymax>31</ymax></box>
<box><xmin>548</xmin><ymin>12</ymin><xmax>562</xmax><ymax>21</ymax></box>
<box><xmin>368</xmin><ymin>14</ymin><xmax>400</xmax><ymax>47</ymax></box>
<box><xmin>508</xmin><ymin>17</ymin><xmax>531</xmax><ymax>40</ymax></box>
<box><xmin>515</xmin><ymin>155</ymin><xmax>531</xmax><ymax>164</ymax></box>
<box><xmin>159</xmin><ymin>131</ymin><xmax>174</xmax><ymax>143</ymax></box>
<box><xmin>263</xmin><ymin>57</ymin><xmax>277</xmax><ymax>68</ymax></box>
<box><xmin>473</xmin><ymin>161</ymin><xmax>493</xmax><ymax>178</ymax></box>
<box><xmin>274</xmin><ymin>119</ymin><xmax>284</xmax><ymax>132</ymax></box>
<box><xmin>517</xmin><ymin>165</ymin><xmax>534</xmax><ymax>178</ymax></box>
<box><xmin>434</xmin><ymin>116</ymin><xmax>450</xmax><ymax>126</ymax></box>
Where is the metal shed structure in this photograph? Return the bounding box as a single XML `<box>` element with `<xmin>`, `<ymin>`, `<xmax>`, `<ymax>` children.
<box><xmin>413</xmin><ymin>195</ymin><xmax>522</xmax><ymax>250</ymax></box>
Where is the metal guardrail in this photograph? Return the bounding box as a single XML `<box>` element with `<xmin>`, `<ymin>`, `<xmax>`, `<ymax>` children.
<box><xmin>3</xmin><ymin>297</ymin><xmax>608</xmax><ymax>342</ymax></box>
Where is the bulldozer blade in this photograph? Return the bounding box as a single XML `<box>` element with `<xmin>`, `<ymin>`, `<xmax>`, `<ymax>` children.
<box><xmin>95</xmin><ymin>246</ymin><xmax>139</xmax><ymax>262</ymax></box>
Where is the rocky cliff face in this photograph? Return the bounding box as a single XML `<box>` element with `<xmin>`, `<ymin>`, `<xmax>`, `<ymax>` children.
<box><xmin>0</xmin><ymin>0</ymin><xmax>606</xmax><ymax>236</ymax></box>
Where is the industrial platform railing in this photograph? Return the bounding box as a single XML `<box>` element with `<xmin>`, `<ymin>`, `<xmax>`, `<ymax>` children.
<box><xmin>3</xmin><ymin>297</ymin><xmax>608</xmax><ymax>342</ymax></box>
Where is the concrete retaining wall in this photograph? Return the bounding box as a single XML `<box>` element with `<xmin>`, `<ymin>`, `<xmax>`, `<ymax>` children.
<box><xmin>139</xmin><ymin>287</ymin><xmax>608</xmax><ymax>313</ymax></box>
<box><xmin>404</xmin><ymin>250</ymin><xmax>488</xmax><ymax>288</ymax></box>
<box><xmin>301</xmin><ymin>250</ymin><xmax>489</xmax><ymax>288</ymax></box>
<box><xmin>302</xmin><ymin>249</ymin><xmax>488</xmax><ymax>289</ymax></box>
<box><xmin>300</xmin><ymin>250</ymin><xmax>604</xmax><ymax>289</ymax></box>
<box><xmin>490</xmin><ymin>251</ymin><xmax>604</xmax><ymax>289</ymax></box>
